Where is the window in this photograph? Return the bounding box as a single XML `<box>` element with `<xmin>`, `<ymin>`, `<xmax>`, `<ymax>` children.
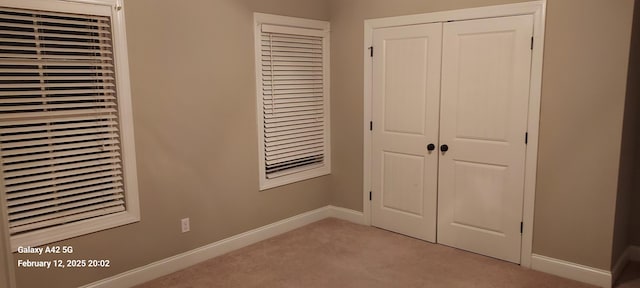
<box><xmin>0</xmin><ymin>0</ymin><xmax>139</xmax><ymax>250</ymax></box>
<box><xmin>254</xmin><ymin>13</ymin><xmax>331</xmax><ymax>190</ymax></box>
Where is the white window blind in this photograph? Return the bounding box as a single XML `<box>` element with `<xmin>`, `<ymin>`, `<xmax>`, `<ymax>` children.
<box><xmin>256</xmin><ymin>14</ymin><xmax>330</xmax><ymax>190</ymax></box>
<box><xmin>0</xmin><ymin>5</ymin><xmax>135</xmax><ymax>243</ymax></box>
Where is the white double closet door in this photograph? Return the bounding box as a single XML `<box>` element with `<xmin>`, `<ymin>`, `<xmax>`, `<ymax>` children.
<box><xmin>371</xmin><ymin>15</ymin><xmax>533</xmax><ymax>264</ymax></box>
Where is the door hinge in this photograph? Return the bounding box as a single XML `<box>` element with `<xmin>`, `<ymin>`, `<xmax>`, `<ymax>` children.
<box><xmin>530</xmin><ymin>36</ymin><xmax>534</xmax><ymax>50</ymax></box>
<box><xmin>520</xmin><ymin>222</ymin><xmax>523</xmax><ymax>234</ymax></box>
<box><xmin>369</xmin><ymin>46</ymin><xmax>374</xmax><ymax>57</ymax></box>
<box><xmin>369</xmin><ymin>191</ymin><xmax>372</xmax><ymax>201</ymax></box>
<box><xmin>525</xmin><ymin>132</ymin><xmax>528</xmax><ymax>144</ymax></box>
<box><xmin>370</xmin><ymin>121</ymin><xmax>373</xmax><ymax>131</ymax></box>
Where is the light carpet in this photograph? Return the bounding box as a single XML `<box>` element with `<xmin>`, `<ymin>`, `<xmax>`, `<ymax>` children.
<box><xmin>136</xmin><ymin>218</ymin><xmax>596</xmax><ymax>288</ymax></box>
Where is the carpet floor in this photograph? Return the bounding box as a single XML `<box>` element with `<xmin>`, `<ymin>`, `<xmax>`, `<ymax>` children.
<box><xmin>136</xmin><ymin>218</ymin><xmax>597</xmax><ymax>288</ymax></box>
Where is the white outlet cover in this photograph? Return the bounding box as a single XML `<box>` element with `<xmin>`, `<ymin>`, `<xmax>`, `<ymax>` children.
<box><xmin>181</xmin><ymin>218</ymin><xmax>190</xmax><ymax>233</ymax></box>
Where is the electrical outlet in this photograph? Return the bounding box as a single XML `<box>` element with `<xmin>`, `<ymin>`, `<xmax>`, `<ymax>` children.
<box><xmin>181</xmin><ymin>218</ymin><xmax>190</xmax><ymax>233</ymax></box>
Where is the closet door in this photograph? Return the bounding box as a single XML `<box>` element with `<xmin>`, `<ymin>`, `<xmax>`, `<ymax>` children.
<box><xmin>371</xmin><ymin>23</ymin><xmax>442</xmax><ymax>242</ymax></box>
<box><xmin>437</xmin><ymin>15</ymin><xmax>533</xmax><ymax>263</ymax></box>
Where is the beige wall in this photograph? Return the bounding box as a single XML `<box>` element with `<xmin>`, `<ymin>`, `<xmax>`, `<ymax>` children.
<box><xmin>613</xmin><ymin>0</ymin><xmax>640</xmax><ymax>266</ymax></box>
<box><xmin>10</xmin><ymin>1</ymin><xmax>331</xmax><ymax>287</ymax></box>
<box><xmin>633</xmin><ymin>167</ymin><xmax>640</xmax><ymax>245</ymax></box>
<box><xmin>328</xmin><ymin>0</ymin><xmax>635</xmax><ymax>270</ymax></box>
<box><xmin>0</xmin><ymin>253</ymin><xmax>5</xmax><ymax>288</ymax></box>
<box><xmin>634</xmin><ymin>157</ymin><xmax>640</xmax><ymax>245</ymax></box>
<box><xmin>630</xmin><ymin>0</ymin><xmax>640</xmax><ymax>248</ymax></box>
<box><xmin>534</xmin><ymin>0</ymin><xmax>634</xmax><ymax>270</ymax></box>
<box><xmin>0</xmin><ymin>227</ymin><xmax>12</xmax><ymax>288</ymax></box>
<box><xmin>1</xmin><ymin>190</ymin><xmax>10</xmax><ymax>287</ymax></box>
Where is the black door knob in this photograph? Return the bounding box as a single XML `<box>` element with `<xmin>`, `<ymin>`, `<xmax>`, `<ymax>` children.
<box><xmin>440</xmin><ymin>144</ymin><xmax>449</xmax><ymax>152</ymax></box>
<box><xmin>427</xmin><ymin>144</ymin><xmax>435</xmax><ymax>151</ymax></box>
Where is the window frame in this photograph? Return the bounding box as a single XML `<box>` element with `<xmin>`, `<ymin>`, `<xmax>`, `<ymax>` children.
<box><xmin>0</xmin><ymin>0</ymin><xmax>140</xmax><ymax>251</ymax></box>
<box><xmin>254</xmin><ymin>13</ymin><xmax>331</xmax><ymax>190</ymax></box>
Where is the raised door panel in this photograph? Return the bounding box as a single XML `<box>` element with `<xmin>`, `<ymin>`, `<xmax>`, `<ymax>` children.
<box><xmin>371</xmin><ymin>23</ymin><xmax>442</xmax><ymax>242</ymax></box>
<box><xmin>437</xmin><ymin>15</ymin><xmax>533</xmax><ymax>263</ymax></box>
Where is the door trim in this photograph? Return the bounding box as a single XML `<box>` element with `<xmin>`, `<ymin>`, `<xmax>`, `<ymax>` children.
<box><xmin>363</xmin><ymin>0</ymin><xmax>547</xmax><ymax>268</ymax></box>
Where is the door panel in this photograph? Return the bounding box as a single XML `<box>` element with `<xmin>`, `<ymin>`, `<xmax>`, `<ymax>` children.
<box><xmin>382</xmin><ymin>152</ymin><xmax>425</xmax><ymax>216</ymax></box>
<box><xmin>383</xmin><ymin>37</ymin><xmax>430</xmax><ymax>135</ymax></box>
<box><xmin>452</xmin><ymin>161</ymin><xmax>507</xmax><ymax>233</ymax></box>
<box><xmin>455</xmin><ymin>31</ymin><xmax>517</xmax><ymax>142</ymax></box>
<box><xmin>437</xmin><ymin>15</ymin><xmax>533</xmax><ymax>263</ymax></box>
<box><xmin>371</xmin><ymin>23</ymin><xmax>442</xmax><ymax>242</ymax></box>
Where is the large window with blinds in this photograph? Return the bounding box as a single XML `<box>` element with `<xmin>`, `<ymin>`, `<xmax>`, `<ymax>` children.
<box><xmin>0</xmin><ymin>0</ymin><xmax>139</xmax><ymax>250</ymax></box>
<box><xmin>254</xmin><ymin>14</ymin><xmax>331</xmax><ymax>190</ymax></box>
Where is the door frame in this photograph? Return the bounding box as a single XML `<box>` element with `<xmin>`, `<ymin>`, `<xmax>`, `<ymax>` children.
<box><xmin>363</xmin><ymin>0</ymin><xmax>546</xmax><ymax>268</ymax></box>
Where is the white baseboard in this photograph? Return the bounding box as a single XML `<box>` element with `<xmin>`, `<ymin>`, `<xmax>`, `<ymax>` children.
<box><xmin>328</xmin><ymin>205</ymin><xmax>366</xmax><ymax>225</ymax></box>
<box><xmin>531</xmin><ymin>254</ymin><xmax>611</xmax><ymax>288</ymax></box>
<box><xmin>82</xmin><ymin>205</ymin><xmax>364</xmax><ymax>288</ymax></box>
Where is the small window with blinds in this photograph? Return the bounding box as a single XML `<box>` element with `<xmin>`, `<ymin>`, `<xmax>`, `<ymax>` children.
<box><xmin>0</xmin><ymin>0</ymin><xmax>139</xmax><ymax>250</ymax></box>
<box><xmin>254</xmin><ymin>14</ymin><xmax>330</xmax><ymax>190</ymax></box>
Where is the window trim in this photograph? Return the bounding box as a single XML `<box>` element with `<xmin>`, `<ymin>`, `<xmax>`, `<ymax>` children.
<box><xmin>254</xmin><ymin>13</ymin><xmax>331</xmax><ymax>190</ymax></box>
<box><xmin>0</xmin><ymin>0</ymin><xmax>140</xmax><ymax>251</ymax></box>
